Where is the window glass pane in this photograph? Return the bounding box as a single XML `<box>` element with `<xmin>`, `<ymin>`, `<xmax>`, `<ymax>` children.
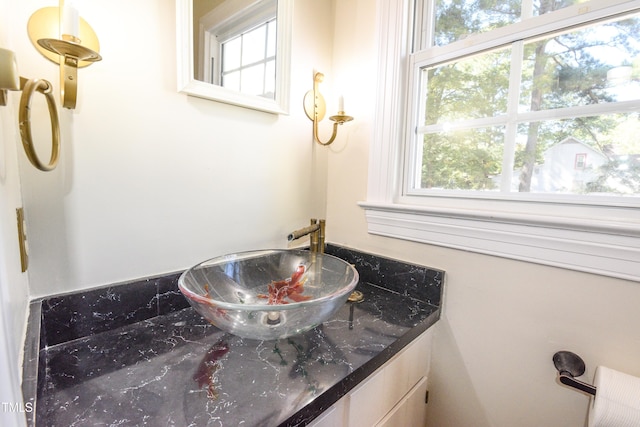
<box><xmin>422</xmin><ymin>47</ymin><xmax>511</xmax><ymax>126</ymax></box>
<box><xmin>519</xmin><ymin>16</ymin><xmax>640</xmax><ymax>112</ymax></box>
<box><xmin>222</xmin><ymin>71</ymin><xmax>240</xmax><ymax>92</ymax></box>
<box><xmin>532</xmin><ymin>0</ymin><xmax>584</xmax><ymax>16</ymax></box>
<box><xmin>420</xmin><ymin>126</ymin><xmax>505</xmax><ymax>190</ymax></box>
<box><xmin>413</xmin><ymin>4</ymin><xmax>640</xmax><ymax>199</ymax></box>
<box><xmin>266</xmin><ymin>20</ymin><xmax>277</xmax><ymax>58</ymax></box>
<box><xmin>222</xmin><ymin>37</ymin><xmax>241</xmax><ymax>72</ymax></box>
<box><xmin>514</xmin><ymin>114</ymin><xmax>640</xmax><ymax>196</ymax></box>
<box><xmin>433</xmin><ymin>0</ymin><xmax>521</xmax><ymax>46</ymax></box>
<box><xmin>242</xmin><ymin>25</ymin><xmax>267</xmax><ymax>65</ymax></box>
<box><xmin>220</xmin><ymin>20</ymin><xmax>276</xmax><ymax>97</ymax></box>
<box><xmin>264</xmin><ymin>59</ymin><xmax>276</xmax><ymax>98</ymax></box>
<box><xmin>430</xmin><ymin>1</ymin><xmax>589</xmax><ymax>48</ymax></box>
<box><xmin>241</xmin><ymin>64</ymin><xmax>265</xmax><ymax>96</ymax></box>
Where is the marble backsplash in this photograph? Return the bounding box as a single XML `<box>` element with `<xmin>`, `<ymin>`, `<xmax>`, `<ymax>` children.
<box><xmin>33</xmin><ymin>245</ymin><xmax>442</xmax><ymax>350</ymax></box>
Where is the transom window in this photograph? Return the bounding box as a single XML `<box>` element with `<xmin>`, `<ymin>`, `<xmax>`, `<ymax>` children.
<box><xmin>408</xmin><ymin>0</ymin><xmax>640</xmax><ymax>199</ymax></box>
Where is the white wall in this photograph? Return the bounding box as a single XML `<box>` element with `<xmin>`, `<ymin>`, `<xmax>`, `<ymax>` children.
<box><xmin>7</xmin><ymin>0</ymin><xmax>335</xmax><ymax>297</ymax></box>
<box><xmin>0</xmin><ymin>0</ymin><xmax>31</xmax><ymax>425</ymax></box>
<box><xmin>327</xmin><ymin>1</ymin><xmax>640</xmax><ymax>426</ymax></box>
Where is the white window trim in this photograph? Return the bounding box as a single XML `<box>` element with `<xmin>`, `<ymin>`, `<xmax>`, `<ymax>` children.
<box><xmin>360</xmin><ymin>0</ymin><xmax>640</xmax><ymax>282</ymax></box>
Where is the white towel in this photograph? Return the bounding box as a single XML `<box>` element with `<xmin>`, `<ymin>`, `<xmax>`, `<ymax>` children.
<box><xmin>589</xmin><ymin>366</ymin><xmax>640</xmax><ymax>427</ymax></box>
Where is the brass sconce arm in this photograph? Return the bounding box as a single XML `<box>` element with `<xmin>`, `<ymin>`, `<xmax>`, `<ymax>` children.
<box><xmin>313</xmin><ymin>117</ymin><xmax>340</xmax><ymax>146</ymax></box>
<box><xmin>303</xmin><ymin>72</ymin><xmax>353</xmax><ymax>146</ymax></box>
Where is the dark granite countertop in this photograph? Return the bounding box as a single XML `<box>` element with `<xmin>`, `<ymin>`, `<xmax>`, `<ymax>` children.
<box><xmin>22</xmin><ymin>246</ymin><xmax>443</xmax><ymax>427</ymax></box>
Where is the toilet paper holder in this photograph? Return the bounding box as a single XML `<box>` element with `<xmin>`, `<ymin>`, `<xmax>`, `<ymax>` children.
<box><xmin>553</xmin><ymin>351</ymin><xmax>597</xmax><ymax>396</ymax></box>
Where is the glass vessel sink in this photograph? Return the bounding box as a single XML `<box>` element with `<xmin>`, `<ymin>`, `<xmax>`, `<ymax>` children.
<box><xmin>179</xmin><ymin>249</ymin><xmax>359</xmax><ymax>340</ymax></box>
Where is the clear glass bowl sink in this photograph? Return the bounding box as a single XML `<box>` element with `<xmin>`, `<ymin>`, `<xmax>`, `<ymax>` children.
<box><xmin>178</xmin><ymin>249</ymin><xmax>359</xmax><ymax>340</ymax></box>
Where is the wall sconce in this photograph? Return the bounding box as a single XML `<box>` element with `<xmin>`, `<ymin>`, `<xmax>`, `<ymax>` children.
<box><xmin>303</xmin><ymin>72</ymin><xmax>353</xmax><ymax>146</ymax></box>
<box><xmin>27</xmin><ymin>1</ymin><xmax>102</xmax><ymax>109</ymax></box>
<box><xmin>0</xmin><ymin>48</ymin><xmax>20</xmax><ymax>106</ymax></box>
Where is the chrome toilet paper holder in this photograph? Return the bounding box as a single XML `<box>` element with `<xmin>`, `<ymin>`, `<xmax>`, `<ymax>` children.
<box><xmin>553</xmin><ymin>351</ymin><xmax>597</xmax><ymax>396</ymax></box>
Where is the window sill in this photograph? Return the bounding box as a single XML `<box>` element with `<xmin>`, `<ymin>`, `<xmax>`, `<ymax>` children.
<box><xmin>359</xmin><ymin>201</ymin><xmax>640</xmax><ymax>282</ymax></box>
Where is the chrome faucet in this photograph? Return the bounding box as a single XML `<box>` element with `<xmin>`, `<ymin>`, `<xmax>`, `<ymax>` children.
<box><xmin>287</xmin><ymin>219</ymin><xmax>326</xmax><ymax>253</ymax></box>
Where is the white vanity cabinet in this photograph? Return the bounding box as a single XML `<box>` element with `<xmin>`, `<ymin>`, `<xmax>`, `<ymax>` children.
<box><xmin>309</xmin><ymin>328</ymin><xmax>433</xmax><ymax>427</ymax></box>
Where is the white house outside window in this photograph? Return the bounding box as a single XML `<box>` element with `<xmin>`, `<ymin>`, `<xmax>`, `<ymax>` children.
<box><xmin>361</xmin><ymin>0</ymin><xmax>640</xmax><ymax>281</ymax></box>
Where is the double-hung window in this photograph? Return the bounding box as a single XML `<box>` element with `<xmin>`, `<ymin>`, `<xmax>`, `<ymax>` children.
<box><xmin>362</xmin><ymin>0</ymin><xmax>640</xmax><ymax>281</ymax></box>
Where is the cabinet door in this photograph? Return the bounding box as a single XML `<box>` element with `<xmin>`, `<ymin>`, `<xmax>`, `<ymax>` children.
<box><xmin>313</xmin><ymin>328</ymin><xmax>433</xmax><ymax>427</ymax></box>
<box><xmin>348</xmin><ymin>329</ymin><xmax>433</xmax><ymax>427</ymax></box>
<box><xmin>376</xmin><ymin>376</ymin><xmax>428</xmax><ymax>427</ymax></box>
<box><xmin>309</xmin><ymin>399</ymin><xmax>346</xmax><ymax>427</ymax></box>
<box><xmin>347</xmin><ymin>367</ymin><xmax>388</xmax><ymax>427</ymax></box>
<box><xmin>385</xmin><ymin>329</ymin><xmax>432</xmax><ymax>403</ymax></box>
<box><xmin>404</xmin><ymin>376</ymin><xmax>429</xmax><ymax>427</ymax></box>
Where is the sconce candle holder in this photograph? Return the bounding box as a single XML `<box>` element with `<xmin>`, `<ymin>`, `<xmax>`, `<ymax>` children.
<box><xmin>27</xmin><ymin>3</ymin><xmax>102</xmax><ymax>109</ymax></box>
<box><xmin>303</xmin><ymin>72</ymin><xmax>353</xmax><ymax>146</ymax></box>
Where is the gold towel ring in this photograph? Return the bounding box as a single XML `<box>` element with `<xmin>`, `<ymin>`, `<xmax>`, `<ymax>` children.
<box><xmin>18</xmin><ymin>78</ymin><xmax>60</xmax><ymax>172</ymax></box>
